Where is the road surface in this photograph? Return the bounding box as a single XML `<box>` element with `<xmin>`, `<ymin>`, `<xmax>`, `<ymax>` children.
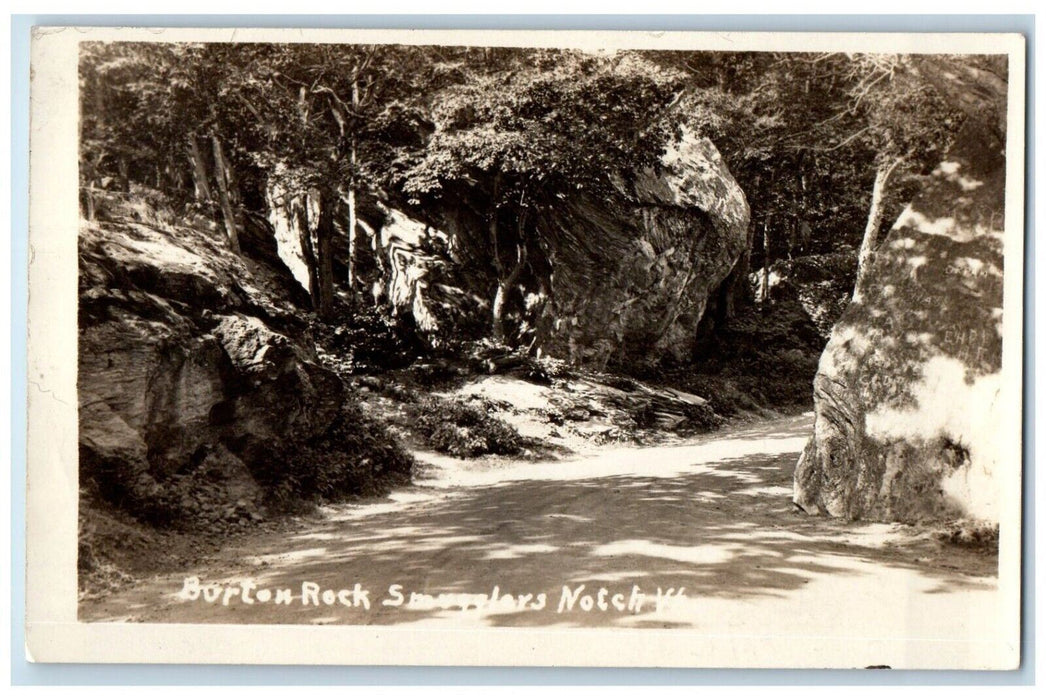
<box><xmin>81</xmin><ymin>413</ymin><xmax>1000</xmax><ymax>646</ymax></box>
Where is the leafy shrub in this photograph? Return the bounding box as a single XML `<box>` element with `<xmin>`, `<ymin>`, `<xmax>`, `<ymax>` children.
<box><xmin>673</xmin><ymin>374</ymin><xmax>765</xmax><ymax>417</ymax></box>
<box><xmin>256</xmin><ymin>401</ymin><xmax>415</xmax><ymax>508</ymax></box>
<box><xmin>681</xmin><ymin>401</ymin><xmax>723</xmax><ymax>432</ymax></box>
<box><xmin>313</xmin><ymin>305</ymin><xmax>423</xmax><ymax>374</ymax></box>
<box><xmin>407</xmin><ymin>360</ymin><xmax>467</xmax><ymax>390</ymax></box>
<box><xmin>408</xmin><ymin>396</ymin><xmax>522</xmax><ymax>458</ymax></box>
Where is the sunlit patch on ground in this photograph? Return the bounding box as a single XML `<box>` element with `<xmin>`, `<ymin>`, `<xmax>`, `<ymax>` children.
<box><xmin>483</xmin><ymin>543</ymin><xmax>561</xmax><ymax>560</ymax></box>
<box><xmin>591</xmin><ymin>539</ymin><xmax>738</xmax><ymax>566</ymax></box>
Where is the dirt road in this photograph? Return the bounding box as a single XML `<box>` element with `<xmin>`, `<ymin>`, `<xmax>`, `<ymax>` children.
<box><xmin>80</xmin><ymin>413</ymin><xmax>1000</xmax><ymax>643</ymax></box>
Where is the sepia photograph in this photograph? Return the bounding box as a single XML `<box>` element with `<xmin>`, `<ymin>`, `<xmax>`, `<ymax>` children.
<box><xmin>24</xmin><ymin>26</ymin><xmax>1025</xmax><ymax>669</ymax></box>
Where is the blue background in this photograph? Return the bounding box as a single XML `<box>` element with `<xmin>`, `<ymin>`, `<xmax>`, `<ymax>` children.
<box><xmin>8</xmin><ymin>13</ymin><xmax>1036</xmax><ymax>685</ymax></box>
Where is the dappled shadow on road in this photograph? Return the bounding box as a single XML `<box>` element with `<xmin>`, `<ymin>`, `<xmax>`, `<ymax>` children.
<box><xmin>82</xmin><ymin>425</ymin><xmax>998</xmax><ymax>628</ymax></box>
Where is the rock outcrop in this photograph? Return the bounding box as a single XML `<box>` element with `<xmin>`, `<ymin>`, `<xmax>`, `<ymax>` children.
<box><xmin>263</xmin><ymin>130</ymin><xmax>748</xmax><ymax>372</ymax></box>
<box><xmin>794</xmin><ymin>60</ymin><xmax>1009</xmax><ymax>523</ymax></box>
<box><xmin>423</xmin><ymin>129</ymin><xmax>749</xmax><ymax>369</ymax></box>
<box><xmin>538</xmin><ymin>130</ymin><xmax>751</xmax><ymax>369</ymax></box>
<box><xmin>78</xmin><ymin>190</ymin><xmax>409</xmax><ymax>526</ymax></box>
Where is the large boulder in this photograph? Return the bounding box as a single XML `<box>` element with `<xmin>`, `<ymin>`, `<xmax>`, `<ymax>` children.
<box><xmin>374</xmin><ymin>207</ymin><xmax>477</xmax><ymax>338</ymax></box>
<box><xmin>537</xmin><ymin>130</ymin><xmax>750</xmax><ymax>369</ymax></box>
<box><xmin>78</xmin><ymin>191</ymin><xmax>352</xmax><ymax>523</ymax></box>
<box><xmin>415</xmin><ymin>129</ymin><xmax>750</xmax><ymax>369</ymax></box>
<box><xmin>793</xmin><ymin>107</ymin><xmax>1007</xmax><ymax>523</ymax></box>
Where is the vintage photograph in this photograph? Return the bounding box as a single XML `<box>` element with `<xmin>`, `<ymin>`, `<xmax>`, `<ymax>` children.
<box><xmin>25</xmin><ymin>28</ymin><xmax>1025</xmax><ymax>668</ymax></box>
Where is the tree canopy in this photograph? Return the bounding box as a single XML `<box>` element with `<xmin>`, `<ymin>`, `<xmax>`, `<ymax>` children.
<box><xmin>80</xmin><ymin>42</ymin><xmax>973</xmax><ymax>338</ymax></box>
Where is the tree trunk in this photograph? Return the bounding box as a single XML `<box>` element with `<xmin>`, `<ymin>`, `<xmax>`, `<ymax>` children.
<box><xmin>363</xmin><ymin>219</ymin><xmax>384</xmax><ymax>276</ymax></box>
<box><xmin>346</xmin><ymin>180</ymin><xmax>357</xmax><ymax>289</ymax></box>
<box><xmin>210</xmin><ymin>136</ymin><xmax>241</xmax><ymax>254</ymax></box>
<box><xmin>164</xmin><ymin>148</ymin><xmax>177</xmax><ymax>195</ymax></box>
<box><xmin>492</xmin><ymin>243</ymin><xmax>527</xmax><ymax>345</ymax></box>
<box><xmin>82</xmin><ymin>181</ymin><xmax>96</xmax><ymax>221</ymax></box>
<box><xmin>294</xmin><ymin>196</ymin><xmax>322</xmax><ymax>310</ymax></box>
<box><xmin>187</xmin><ymin>137</ymin><xmax>213</xmax><ymax>202</ymax></box>
<box><xmin>856</xmin><ymin>156</ymin><xmax>903</xmax><ymax>289</ymax></box>
<box><xmin>117</xmin><ymin>156</ymin><xmax>130</xmax><ymax>193</ymax></box>
<box><xmin>491</xmin><ymin>283</ymin><xmax>510</xmax><ymax>344</ymax></box>
<box><xmin>762</xmin><ymin>213</ymin><xmax>772</xmax><ymax>304</ymax></box>
<box><xmin>526</xmin><ymin>281</ymin><xmax>553</xmax><ymax>358</ymax></box>
<box><xmin>308</xmin><ymin>189</ymin><xmax>335</xmax><ymax>318</ymax></box>
<box><xmin>487</xmin><ymin>176</ymin><xmax>507</xmax><ymax>342</ymax></box>
<box><xmin>346</xmin><ymin>79</ymin><xmax>360</xmax><ymax>289</ymax></box>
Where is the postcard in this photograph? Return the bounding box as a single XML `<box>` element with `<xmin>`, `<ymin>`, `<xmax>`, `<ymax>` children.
<box><xmin>25</xmin><ymin>26</ymin><xmax>1025</xmax><ymax>668</ymax></box>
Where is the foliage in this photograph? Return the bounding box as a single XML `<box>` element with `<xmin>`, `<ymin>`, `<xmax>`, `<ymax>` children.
<box><xmin>396</xmin><ymin>51</ymin><xmax>682</xmax><ymax>201</ymax></box>
<box><xmin>656</xmin><ymin>291</ymin><xmax>830</xmax><ymax>416</ymax></box>
<box><xmin>80</xmin><ymin>42</ymin><xmax>211</xmax><ymax>189</ymax></box>
<box><xmin>935</xmin><ymin>521</ymin><xmax>1000</xmax><ymax>551</ymax></box>
<box><xmin>256</xmin><ymin>401</ymin><xmax>415</xmax><ymax>508</ymax></box>
<box><xmin>312</xmin><ymin>302</ymin><xmax>425</xmax><ymax>374</ymax></box>
<box><xmin>80</xmin><ymin>43</ymin><xmax>975</xmax><ymax>358</ymax></box>
<box><xmin>654</xmin><ymin>51</ymin><xmax>964</xmax><ymax>265</ymax></box>
<box><xmin>408</xmin><ymin>396</ymin><xmax>523</xmax><ymax>458</ymax></box>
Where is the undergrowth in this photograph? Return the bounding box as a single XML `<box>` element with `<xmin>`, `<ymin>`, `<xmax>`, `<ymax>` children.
<box><xmin>658</xmin><ymin>297</ymin><xmax>826</xmax><ymax>417</ymax></box>
<box><xmin>254</xmin><ymin>401</ymin><xmax>416</xmax><ymax>510</ymax></box>
<box><xmin>408</xmin><ymin>395</ymin><xmax>523</xmax><ymax>458</ymax></box>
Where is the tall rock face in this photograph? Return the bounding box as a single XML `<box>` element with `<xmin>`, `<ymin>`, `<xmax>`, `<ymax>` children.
<box><xmin>434</xmin><ymin>129</ymin><xmax>750</xmax><ymax>370</ymax></box>
<box><xmin>794</xmin><ymin>111</ymin><xmax>1008</xmax><ymax>523</ymax></box>
<box><xmin>264</xmin><ymin>179</ymin><xmax>314</xmax><ymax>295</ymax></box>
<box><xmin>78</xmin><ymin>191</ymin><xmax>403</xmax><ymax>525</ymax></box>
<box><xmin>539</xmin><ymin>131</ymin><xmax>750</xmax><ymax>369</ymax></box>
